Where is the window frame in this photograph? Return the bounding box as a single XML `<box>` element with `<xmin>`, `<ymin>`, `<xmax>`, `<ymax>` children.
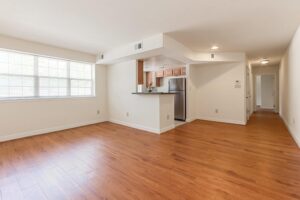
<box><xmin>0</xmin><ymin>48</ymin><xmax>95</xmax><ymax>101</ymax></box>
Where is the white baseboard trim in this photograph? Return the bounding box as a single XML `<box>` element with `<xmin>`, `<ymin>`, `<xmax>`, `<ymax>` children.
<box><xmin>160</xmin><ymin>124</ymin><xmax>176</xmax><ymax>133</ymax></box>
<box><xmin>109</xmin><ymin>119</ymin><xmax>175</xmax><ymax>134</ymax></box>
<box><xmin>109</xmin><ymin>119</ymin><xmax>161</xmax><ymax>134</ymax></box>
<box><xmin>197</xmin><ymin>116</ymin><xmax>246</xmax><ymax>125</ymax></box>
<box><xmin>186</xmin><ymin>118</ymin><xmax>196</xmax><ymax>123</ymax></box>
<box><xmin>280</xmin><ymin>115</ymin><xmax>300</xmax><ymax>148</ymax></box>
<box><xmin>260</xmin><ymin>106</ymin><xmax>275</xmax><ymax>109</ymax></box>
<box><xmin>0</xmin><ymin>119</ymin><xmax>106</xmax><ymax>142</ymax></box>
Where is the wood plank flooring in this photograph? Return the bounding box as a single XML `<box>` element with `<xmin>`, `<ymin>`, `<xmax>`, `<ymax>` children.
<box><xmin>1</xmin><ymin>112</ymin><xmax>300</xmax><ymax>199</ymax></box>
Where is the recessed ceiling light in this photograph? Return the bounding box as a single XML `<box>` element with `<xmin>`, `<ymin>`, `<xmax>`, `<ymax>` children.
<box><xmin>260</xmin><ymin>59</ymin><xmax>269</xmax><ymax>65</ymax></box>
<box><xmin>211</xmin><ymin>45</ymin><xmax>219</xmax><ymax>50</ymax></box>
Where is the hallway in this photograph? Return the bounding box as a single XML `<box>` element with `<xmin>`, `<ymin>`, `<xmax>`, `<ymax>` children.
<box><xmin>0</xmin><ymin>112</ymin><xmax>300</xmax><ymax>200</ymax></box>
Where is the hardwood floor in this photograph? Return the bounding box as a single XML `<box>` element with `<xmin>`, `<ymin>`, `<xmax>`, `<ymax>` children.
<box><xmin>1</xmin><ymin>112</ymin><xmax>300</xmax><ymax>200</ymax></box>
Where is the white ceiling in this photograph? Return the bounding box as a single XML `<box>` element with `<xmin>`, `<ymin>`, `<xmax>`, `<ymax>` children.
<box><xmin>0</xmin><ymin>0</ymin><xmax>300</xmax><ymax>65</ymax></box>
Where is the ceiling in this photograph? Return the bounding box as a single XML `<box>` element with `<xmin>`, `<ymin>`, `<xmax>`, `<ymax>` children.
<box><xmin>0</xmin><ymin>0</ymin><xmax>299</xmax><ymax>65</ymax></box>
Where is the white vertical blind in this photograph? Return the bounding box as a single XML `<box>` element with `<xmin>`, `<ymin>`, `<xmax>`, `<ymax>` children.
<box><xmin>0</xmin><ymin>49</ymin><xmax>95</xmax><ymax>99</ymax></box>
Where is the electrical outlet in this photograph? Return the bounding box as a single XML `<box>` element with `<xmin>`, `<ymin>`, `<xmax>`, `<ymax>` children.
<box><xmin>292</xmin><ymin>118</ymin><xmax>296</xmax><ymax>125</ymax></box>
<box><xmin>215</xmin><ymin>109</ymin><xmax>219</xmax><ymax>114</ymax></box>
<box><xmin>126</xmin><ymin>112</ymin><xmax>129</xmax><ymax>117</ymax></box>
<box><xmin>167</xmin><ymin>114</ymin><xmax>170</xmax><ymax>120</ymax></box>
<box><xmin>97</xmin><ymin>110</ymin><xmax>100</xmax><ymax>115</ymax></box>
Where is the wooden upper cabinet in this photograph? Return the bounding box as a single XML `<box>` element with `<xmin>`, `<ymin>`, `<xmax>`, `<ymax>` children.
<box><xmin>164</xmin><ymin>69</ymin><xmax>173</xmax><ymax>77</ymax></box>
<box><xmin>181</xmin><ymin>67</ymin><xmax>186</xmax><ymax>75</ymax></box>
<box><xmin>156</xmin><ymin>70</ymin><xmax>164</xmax><ymax>78</ymax></box>
<box><xmin>173</xmin><ymin>68</ymin><xmax>181</xmax><ymax>76</ymax></box>
<box><xmin>137</xmin><ymin>60</ymin><xmax>144</xmax><ymax>84</ymax></box>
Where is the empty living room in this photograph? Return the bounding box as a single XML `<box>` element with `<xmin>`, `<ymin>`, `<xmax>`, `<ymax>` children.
<box><xmin>0</xmin><ymin>0</ymin><xmax>300</xmax><ymax>199</ymax></box>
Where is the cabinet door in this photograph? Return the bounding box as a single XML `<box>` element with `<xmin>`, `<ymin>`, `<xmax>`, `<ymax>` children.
<box><xmin>173</xmin><ymin>68</ymin><xmax>181</xmax><ymax>76</ymax></box>
<box><xmin>137</xmin><ymin>60</ymin><xmax>144</xmax><ymax>84</ymax></box>
<box><xmin>156</xmin><ymin>78</ymin><xmax>161</xmax><ymax>87</ymax></box>
<box><xmin>164</xmin><ymin>69</ymin><xmax>173</xmax><ymax>77</ymax></box>
<box><xmin>181</xmin><ymin>67</ymin><xmax>186</xmax><ymax>75</ymax></box>
<box><xmin>156</xmin><ymin>70</ymin><xmax>164</xmax><ymax>78</ymax></box>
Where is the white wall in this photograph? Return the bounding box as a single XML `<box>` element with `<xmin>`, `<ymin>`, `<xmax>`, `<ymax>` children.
<box><xmin>186</xmin><ymin>65</ymin><xmax>198</xmax><ymax>122</ymax></box>
<box><xmin>107</xmin><ymin>60</ymin><xmax>174</xmax><ymax>133</ymax></box>
<box><xmin>0</xmin><ymin>35</ymin><xmax>107</xmax><ymax>141</ymax></box>
<box><xmin>189</xmin><ymin>61</ymin><xmax>246</xmax><ymax>125</ymax></box>
<box><xmin>248</xmin><ymin>63</ymin><xmax>254</xmax><ymax>115</ymax></box>
<box><xmin>0</xmin><ymin>34</ymin><xmax>95</xmax><ymax>63</ymax></box>
<box><xmin>143</xmin><ymin>55</ymin><xmax>184</xmax><ymax>71</ymax></box>
<box><xmin>0</xmin><ymin>65</ymin><xmax>108</xmax><ymax>141</ymax></box>
<box><xmin>159</xmin><ymin>95</ymin><xmax>175</xmax><ymax>132</ymax></box>
<box><xmin>279</xmin><ymin>26</ymin><xmax>300</xmax><ymax>147</ymax></box>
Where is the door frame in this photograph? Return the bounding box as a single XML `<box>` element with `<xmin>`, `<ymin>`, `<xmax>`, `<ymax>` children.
<box><xmin>253</xmin><ymin>73</ymin><xmax>277</xmax><ymax>112</ymax></box>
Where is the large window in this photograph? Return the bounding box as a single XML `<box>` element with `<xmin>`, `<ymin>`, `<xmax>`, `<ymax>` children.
<box><xmin>0</xmin><ymin>50</ymin><xmax>95</xmax><ymax>99</ymax></box>
<box><xmin>70</xmin><ymin>62</ymin><xmax>93</xmax><ymax>96</ymax></box>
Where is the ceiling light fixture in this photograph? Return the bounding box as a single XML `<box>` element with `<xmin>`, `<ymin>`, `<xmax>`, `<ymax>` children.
<box><xmin>260</xmin><ymin>59</ymin><xmax>269</xmax><ymax>65</ymax></box>
<box><xmin>211</xmin><ymin>45</ymin><xmax>219</xmax><ymax>50</ymax></box>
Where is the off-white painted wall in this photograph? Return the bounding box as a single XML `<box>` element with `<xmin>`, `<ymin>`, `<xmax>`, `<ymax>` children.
<box><xmin>261</xmin><ymin>75</ymin><xmax>275</xmax><ymax>109</ymax></box>
<box><xmin>0</xmin><ymin>35</ymin><xmax>107</xmax><ymax>141</ymax></box>
<box><xmin>0</xmin><ymin>34</ymin><xmax>95</xmax><ymax>63</ymax></box>
<box><xmin>245</xmin><ymin>65</ymin><xmax>251</xmax><ymax>120</ymax></box>
<box><xmin>159</xmin><ymin>95</ymin><xmax>175</xmax><ymax>132</ymax></box>
<box><xmin>186</xmin><ymin>65</ymin><xmax>198</xmax><ymax>122</ymax></box>
<box><xmin>279</xmin><ymin>26</ymin><xmax>300</xmax><ymax>147</ymax></box>
<box><xmin>0</xmin><ymin>65</ymin><xmax>108</xmax><ymax>141</ymax></box>
<box><xmin>248</xmin><ymin>64</ymin><xmax>254</xmax><ymax>115</ymax></box>
<box><xmin>189</xmin><ymin>61</ymin><xmax>247</xmax><ymax>125</ymax></box>
<box><xmin>107</xmin><ymin>60</ymin><xmax>174</xmax><ymax>133</ymax></box>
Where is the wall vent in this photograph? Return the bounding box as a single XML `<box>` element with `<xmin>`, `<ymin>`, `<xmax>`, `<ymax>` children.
<box><xmin>97</xmin><ymin>53</ymin><xmax>104</xmax><ymax>60</ymax></box>
<box><xmin>211</xmin><ymin>54</ymin><xmax>215</xmax><ymax>59</ymax></box>
<box><xmin>134</xmin><ymin>42</ymin><xmax>143</xmax><ymax>50</ymax></box>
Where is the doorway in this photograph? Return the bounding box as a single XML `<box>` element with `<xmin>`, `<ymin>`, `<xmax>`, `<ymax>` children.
<box><xmin>255</xmin><ymin>74</ymin><xmax>275</xmax><ymax>111</ymax></box>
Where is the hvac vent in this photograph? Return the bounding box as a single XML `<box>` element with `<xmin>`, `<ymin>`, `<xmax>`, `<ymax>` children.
<box><xmin>98</xmin><ymin>53</ymin><xmax>104</xmax><ymax>60</ymax></box>
<box><xmin>134</xmin><ymin>42</ymin><xmax>143</xmax><ymax>50</ymax></box>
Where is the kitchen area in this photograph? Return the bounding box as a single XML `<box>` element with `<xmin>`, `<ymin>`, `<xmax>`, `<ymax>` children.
<box><xmin>133</xmin><ymin>56</ymin><xmax>187</xmax><ymax>124</ymax></box>
<box><xmin>102</xmin><ymin>34</ymin><xmax>246</xmax><ymax>134</ymax></box>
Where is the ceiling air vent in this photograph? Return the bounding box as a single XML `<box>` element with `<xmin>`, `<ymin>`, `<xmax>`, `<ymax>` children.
<box><xmin>134</xmin><ymin>42</ymin><xmax>143</xmax><ymax>50</ymax></box>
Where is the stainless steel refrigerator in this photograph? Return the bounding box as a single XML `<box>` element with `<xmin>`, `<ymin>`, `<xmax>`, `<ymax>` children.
<box><xmin>169</xmin><ymin>78</ymin><xmax>186</xmax><ymax>121</ymax></box>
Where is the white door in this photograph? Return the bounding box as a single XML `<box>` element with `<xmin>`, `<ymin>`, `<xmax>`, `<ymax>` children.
<box><xmin>261</xmin><ymin>75</ymin><xmax>275</xmax><ymax>109</ymax></box>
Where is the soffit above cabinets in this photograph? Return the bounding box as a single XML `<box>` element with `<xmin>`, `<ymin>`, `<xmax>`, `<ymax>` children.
<box><xmin>96</xmin><ymin>34</ymin><xmax>245</xmax><ymax>65</ymax></box>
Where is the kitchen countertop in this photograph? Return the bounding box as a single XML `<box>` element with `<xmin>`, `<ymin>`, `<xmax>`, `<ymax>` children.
<box><xmin>132</xmin><ymin>92</ymin><xmax>176</xmax><ymax>95</ymax></box>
